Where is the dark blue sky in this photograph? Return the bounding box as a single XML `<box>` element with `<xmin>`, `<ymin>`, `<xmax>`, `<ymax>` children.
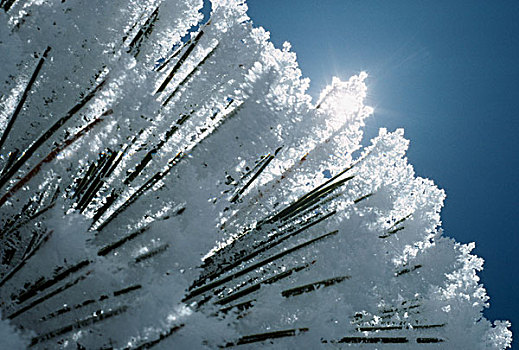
<box><xmin>248</xmin><ymin>0</ymin><xmax>518</xmax><ymax>344</ymax></box>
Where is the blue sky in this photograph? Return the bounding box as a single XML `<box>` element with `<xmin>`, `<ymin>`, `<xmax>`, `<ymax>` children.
<box><xmin>247</xmin><ymin>0</ymin><xmax>518</xmax><ymax>344</ymax></box>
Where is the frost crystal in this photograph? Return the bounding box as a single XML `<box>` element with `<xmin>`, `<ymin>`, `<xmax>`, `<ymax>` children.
<box><xmin>0</xmin><ymin>0</ymin><xmax>511</xmax><ymax>349</ymax></box>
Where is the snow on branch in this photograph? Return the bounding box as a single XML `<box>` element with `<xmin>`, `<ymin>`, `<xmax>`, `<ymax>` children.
<box><xmin>0</xmin><ymin>0</ymin><xmax>511</xmax><ymax>349</ymax></box>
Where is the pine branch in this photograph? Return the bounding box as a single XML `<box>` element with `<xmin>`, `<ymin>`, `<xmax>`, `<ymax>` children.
<box><xmin>127</xmin><ymin>6</ymin><xmax>160</xmax><ymax>57</ymax></box>
<box><xmin>94</xmin><ymin>100</ymin><xmax>238</xmax><ymax>232</ymax></box>
<box><xmin>0</xmin><ymin>116</ymin><xmax>106</xmax><ymax>207</ymax></box>
<box><xmin>353</xmin><ymin>192</ymin><xmax>373</xmax><ymax>204</ymax></box>
<box><xmin>1</xmin><ymin>0</ymin><xmax>18</xmax><ymax>12</ymax></box>
<box><xmin>134</xmin><ymin>243</ymin><xmax>169</xmax><ymax>263</ymax></box>
<box><xmin>281</xmin><ymin>275</ymin><xmax>350</xmax><ymax>298</ymax></box>
<box><xmin>213</xmin><ymin>263</ymin><xmax>311</xmax><ymax>306</ymax></box>
<box><xmin>92</xmin><ymin>151</ymin><xmax>184</xmax><ymax>232</ymax></box>
<box><xmin>76</xmin><ymin>146</ymin><xmax>122</xmax><ymax>213</ymax></box>
<box><xmin>217</xmin><ymin>299</ymin><xmax>255</xmax><ymax>315</ymax></box>
<box><xmin>334</xmin><ymin>337</ymin><xmax>408</xmax><ymax>344</ymax></box>
<box><xmin>155</xmin><ymin>20</ymin><xmax>212</xmax><ymax>72</ymax></box>
<box><xmin>261</xmin><ymin>175</ymin><xmax>354</xmax><ymax>226</ymax></box>
<box><xmin>198</xmin><ymin>210</ymin><xmax>335</xmax><ymax>283</ymax></box>
<box><xmin>29</xmin><ymin>305</ymin><xmax>128</xmax><ymax>346</ymax></box>
<box><xmin>0</xmin><ymin>230</ymin><xmax>53</xmax><ymax>288</ymax></box>
<box><xmin>161</xmin><ymin>42</ymin><xmax>220</xmax><ymax>106</ymax></box>
<box><xmin>0</xmin><ymin>200</ymin><xmax>55</xmax><ymax>242</ymax></box>
<box><xmin>123</xmin><ymin>112</ymin><xmax>193</xmax><ymax>186</ymax></box>
<box><xmin>14</xmin><ymin>259</ymin><xmax>90</xmax><ymax>304</ymax></box>
<box><xmin>130</xmin><ymin>324</ymin><xmax>185</xmax><ymax>350</ymax></box>
<box><xmin>39</xmin><ymin>284</ymin><xmax>141</xmax><ymax>322</ymax></box>
<box><xmin>222</xmin><ymin>328</ymin><xmax>309</xmax><ymax>348</ymax></box>
<box><xmin>0</xmin><ymin>78</ymin><xmax>107</xmax><ymax>193</ymax></box>
<box><xmin>416</xmin><ymin>338</ymin><xmax>444</xmax><ymax>343</ymax></box>
<box><xmin>0</xmin><ymin>46</ymin><xmax>51</xmax><ymax>154</ymax></box>
<box><xmin>379</xmin><ymin>214</ymin><xmax>412</xmax><ymax>238</ymax></box>
<box><xmin>356</xmin><ymin>324</ymin><xmax>444</xmax><ymax>332</ymax></box>
<box><xmin>0</xmin><ymin>149</ymin><xmax>19</xmax><ymax>177</ymax></box>
<box><xmin>97</xmin><ymin>225</ymin><xmax>151</xmax><ymax>256</ymax></box>
<box><xmin>90</xmin><ymin>133</ymin><xmax>143</xmax><ymax>223</ymax></box>
<box><xmin>395</xmin><ymin>264</ymin><xmax>422</xmax><ymax>276</ymax></box>
<box><xmin>185</xmin><ymin>221</ymin><xmax>337</xmax><ymax>301</ymax></box>
<box><xmin>7</xmin><ymin>272</ymin><xmax>90</xmax><ymax>320</ymax></box>
<box><xmin>155</xmin><ymin>29</ymin><xmax>205</xmax><ymax>95</ymax></box>
<box><xmin>230</xmin><ymin>154</ymin><xmax>274</xmax><ymax>203</ymax></box>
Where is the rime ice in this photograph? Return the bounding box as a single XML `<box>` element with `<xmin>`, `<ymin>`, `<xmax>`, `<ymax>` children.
<box><xmin>0</xmin><ymin>0</ymin><xmax>511</xmax><ymax>349</ymax></box>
